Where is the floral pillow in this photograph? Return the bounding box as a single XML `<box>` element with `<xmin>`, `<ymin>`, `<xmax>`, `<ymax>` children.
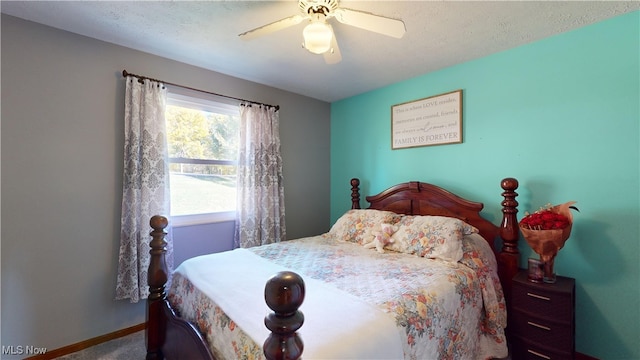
<box><xmin>386</xmin><ymin>215</ymin><xmax>478</xmax><ymax>262</ymax></box>
<box><xmin>328</xmin><ymin>209</ymin><xmax>402</xmax><ymax>244</ymax></box>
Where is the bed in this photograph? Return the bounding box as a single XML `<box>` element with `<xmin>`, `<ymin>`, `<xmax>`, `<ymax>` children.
<box><xmin>145</xmin><ymin>177</ymin><xmax>521</xmax><ymax>360</ymax></box>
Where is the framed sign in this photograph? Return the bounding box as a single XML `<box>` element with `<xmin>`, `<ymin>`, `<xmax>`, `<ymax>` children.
<box><xmin>391</xmin><ymin>90</ymin><xmax>463</xmax><ymax>149</ymax></box>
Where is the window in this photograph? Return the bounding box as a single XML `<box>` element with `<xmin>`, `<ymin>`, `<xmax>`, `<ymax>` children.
<box><xmin>165</xmin><ymin>88</ymin><xmax>240</xmax><ymax>226</ymax></box>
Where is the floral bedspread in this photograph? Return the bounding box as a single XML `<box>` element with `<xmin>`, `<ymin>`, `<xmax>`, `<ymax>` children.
<box><xmin>168</xmin><ymin>234</ymin><xmax>508</xmax><ymax>360</ymax></box>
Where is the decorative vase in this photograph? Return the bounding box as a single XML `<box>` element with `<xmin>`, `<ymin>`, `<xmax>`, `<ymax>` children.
<box><xmin>542</xmin><ymin>254</ymin><xmax>556</xmax><ymax>283</ymax></box>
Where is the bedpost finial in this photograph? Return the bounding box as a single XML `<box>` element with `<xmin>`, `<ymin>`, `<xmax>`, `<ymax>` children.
<box><xmin>264</xmin><ymin>271</ymin><xmax>305</xmax><ymax>314</ymax></box>
<box><xmin>501</xmin><ymin>177</ymin><xmax>518</xmax><ymax>191</ymax></box>
<box><xmin>351</xmin><ymin>178</ymin><xmax>361</xmax><ymax>209</ymax></box>
<box><xmin>264</xmin><ymin>271</ymin><xmax>305</xmax><ymax>360</ymax></box>
<box><xmin>150</xmin><ymin>215</ymin><xmax>169</xmax><ymax>231</ymax></box>
<box><xmin>500</xmin><ymin>178</ymin><xmax>519</xmax><ymax>213</ymax></box>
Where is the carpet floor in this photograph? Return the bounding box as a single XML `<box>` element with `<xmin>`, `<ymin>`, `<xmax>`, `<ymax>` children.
<box><xmin>53</xmin><ymin>330</ymin><xmax>145</xmax><ymax>359</ymax></box>
<box><xmin>50</xmin><ymin>330</ymin><xmax>513</xmax><ymax>359</ymax></box>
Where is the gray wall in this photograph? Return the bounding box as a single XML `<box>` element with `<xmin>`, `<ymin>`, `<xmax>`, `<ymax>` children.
<box><xmin>1</xmin><ymin>14</ymin><xmax>330</xmax><ymax>355</ymax></box>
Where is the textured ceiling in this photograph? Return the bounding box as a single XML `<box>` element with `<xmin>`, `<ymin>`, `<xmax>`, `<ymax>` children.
<box><xmin>2</xmin><ymin>1</ymin><xmax>638</xmax><ymax>102</ymax></box>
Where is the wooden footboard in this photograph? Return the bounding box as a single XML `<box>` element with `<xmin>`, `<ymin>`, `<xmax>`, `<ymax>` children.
<box><xmin>146</xmin><ymin>216</ymin><xmax>305</xmax><ymax>360</ymax></box>
<box><xmin>146</xmin><ymin>215</ymin><xmax>214</xmax><ymax>360</ymax></box>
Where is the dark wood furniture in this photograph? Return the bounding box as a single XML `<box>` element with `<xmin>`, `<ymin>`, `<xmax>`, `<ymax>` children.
<box><xmin>511</xmin><ymin>270</ymin><xmax>576</xmax><ymax>359</ymax></box>
<box><xmin>146</xmin><ymin>177</ymin><xmax>521</xmax><ymax>360</ymax></box>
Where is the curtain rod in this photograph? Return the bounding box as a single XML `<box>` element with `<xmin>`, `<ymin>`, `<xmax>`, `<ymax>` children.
<box><xmin>122</xmin><ymin>70</ymin><xmax>279</xmax><ymax>111</ymax></box>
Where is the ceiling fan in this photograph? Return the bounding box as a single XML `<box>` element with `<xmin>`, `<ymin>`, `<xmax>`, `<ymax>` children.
<box><xmin>238</xmin><ymin>0</ymin><xmax>406</xmax><ymax>64</ymax></box>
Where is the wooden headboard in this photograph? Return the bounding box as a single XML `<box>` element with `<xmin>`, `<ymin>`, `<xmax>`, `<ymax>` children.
<box><xmin>348</xmin><ymin>177</ymin><xmax>521</xmax><ymax>297</ymax></box>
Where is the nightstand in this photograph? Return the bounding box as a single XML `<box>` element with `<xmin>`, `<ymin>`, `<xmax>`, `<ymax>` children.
<box><xmin>510</xmin><ymin>269</ymin><xmax>575</xmax><ymax>359</ymax></box>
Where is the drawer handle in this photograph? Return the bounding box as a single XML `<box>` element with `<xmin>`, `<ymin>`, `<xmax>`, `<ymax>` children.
<box><xmin>528</xmin><ymin>349</ymin><xmax>551</xmax><ymax>359</ymax></box>
<box><xmin>527</xmin><ymin>292</ymin><xmax>551</xmax><ymax>301</ymax></box>
<box><xmin>528</xmin><ymin>321</ymin><xmax>551</xmax><ymax>331</ymax></box>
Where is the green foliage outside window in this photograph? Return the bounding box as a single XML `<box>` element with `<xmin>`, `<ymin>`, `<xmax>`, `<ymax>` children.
<box><xmin>166</xmin><ymin>105</ymin><xmax>239</xmax><ymax>176</ymax></box>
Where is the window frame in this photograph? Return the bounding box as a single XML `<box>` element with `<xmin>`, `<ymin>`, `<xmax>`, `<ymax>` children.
<box><xmin>165</xmin><ymin>86</ymin><xmax>240</xmax><ymax>227</ymax></box>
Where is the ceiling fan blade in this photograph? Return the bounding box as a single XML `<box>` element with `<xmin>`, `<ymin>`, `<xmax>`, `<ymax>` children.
<box><xmin>324</xmin><ymin>25</ymin><xmax>342</xmax><ymax>64</ymax></box>
<box><xmin>239</xmin><ymin>14</ymin><xmax>305</xmax><ymax>40</ymax></box>
<box><xmin>333</xmin><ymin>8</ymin><xmax>406</xmax><ymax>39</ymax></box>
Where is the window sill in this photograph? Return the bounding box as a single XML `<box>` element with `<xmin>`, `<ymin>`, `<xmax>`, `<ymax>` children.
<box><xmin>170</xmin><ymin>211</ymin><xmax>236</xmax><ymax>227</ymax></box>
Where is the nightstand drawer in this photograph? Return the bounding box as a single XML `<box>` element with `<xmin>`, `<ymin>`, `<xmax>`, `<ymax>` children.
<box><xmin>512</xmin><ymin>286</ymin><xmax>573</xmax><ymax>321</ymax></box>
<box><xmin>512</xmin><ymin>312</ymin><xmax>573</xmax><ymax>350</ymax></box>
<box><xmin>512</xmin><ymin>336</ymin><xmax>574</xmax><ymax>360</ymax></box>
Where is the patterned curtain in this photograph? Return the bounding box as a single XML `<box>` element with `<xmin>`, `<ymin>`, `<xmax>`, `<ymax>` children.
<box><xmin>116</xmin><ymin>76</ymin><xmax>172</xmax><ymax>303</ymax></box>
<box><xmin>234</xmin><ymin>104</ymin><xmax>286</xmax><ymax>248</ymax></box>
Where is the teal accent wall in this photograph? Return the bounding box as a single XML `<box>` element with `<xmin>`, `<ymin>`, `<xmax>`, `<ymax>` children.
<box><xmin>331</xmin><ymin>12</ymin><xmax>639</xmax><ymax>359</ymax></box>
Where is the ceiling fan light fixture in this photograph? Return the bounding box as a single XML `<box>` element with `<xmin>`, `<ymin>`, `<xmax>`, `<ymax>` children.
<box><xmin>239</xmin><ymin>0</ymin><xmax>405</xmax><ymax>64</ymax></box>
<box><xmin>302</xmin><ymin>19</ymin><xmax>333</xmax><ymax>54</ymax></box>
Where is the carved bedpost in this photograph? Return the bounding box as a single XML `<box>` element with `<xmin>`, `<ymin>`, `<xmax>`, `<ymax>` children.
<box><xmin>263</xmin><ymin>271</ymin><xmax>305</xmax><ymax>360</ymax></box>
<box><xmin>351</xmin><ymin>178</ymin><xmax>361</xmax><ymax>209</ymax></box>
<box><xmin>146</xmin><ymin>215</ymin><xmax>169</xmax><ymax>360</ymax></box>
<box><xmin>498</xmin><ymin>178</ymin><xmax>520</xmax><ymax>302</ymax></box>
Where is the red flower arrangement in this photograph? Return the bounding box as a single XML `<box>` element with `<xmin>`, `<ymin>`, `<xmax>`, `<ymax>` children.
<box><xmin>520</xmin><ymin>207</ymin><xmax>571</xmax><ymax>230</ymax></box>
<box><xmin>519</xmin><ymin>202</ymin><xmax>579</xmax><ymax>283</ymax></box>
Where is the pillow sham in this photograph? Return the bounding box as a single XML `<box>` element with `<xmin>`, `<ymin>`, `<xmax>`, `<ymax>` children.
<box><xmin>328</xmin><ymin>209</ymin><xmax>402</xmax><ymax>244</ymax></box>
<box><xmin>386</xmin><ymin>215</ymin><xmax>478</xmax><ymax>262</ymax></box>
